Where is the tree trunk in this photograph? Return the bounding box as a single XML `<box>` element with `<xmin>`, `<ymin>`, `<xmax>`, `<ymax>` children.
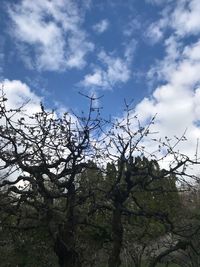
<box><xmin>108</xmin><ymin>206</ymin><xmax>123</xmax><ymax>267</ymax></box>
<box><xmin>54</xmin><ymin>233</ymin><xmax>80</xmax><ymax>267</ymax></box>
<box><xmin>54</xmin><ymin>183</ymin><xmax>81</xmax><ymax>267</ymax></box>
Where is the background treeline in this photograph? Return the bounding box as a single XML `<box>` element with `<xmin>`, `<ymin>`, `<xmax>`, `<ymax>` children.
<box><xmin>0</xmin><ymin>93</ymin><xmax>200</xmax><ymax>267</ymax></box>
<box><xmin>0</xmin><ymin>161</ymin><xmax>200</xmax><ymax>267</ymax></box>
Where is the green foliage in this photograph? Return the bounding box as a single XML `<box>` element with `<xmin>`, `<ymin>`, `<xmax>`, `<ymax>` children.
<box><xmin>0</xmin><ymin>227</ymin><xmax>58</xmax><ymax>267</ymax></box>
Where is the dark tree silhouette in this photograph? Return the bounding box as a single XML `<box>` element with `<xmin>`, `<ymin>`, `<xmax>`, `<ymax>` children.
<box><xmin>0</xmin><ymin>91</ymin><xmax>199</xmax><ymax>267</ymax></box>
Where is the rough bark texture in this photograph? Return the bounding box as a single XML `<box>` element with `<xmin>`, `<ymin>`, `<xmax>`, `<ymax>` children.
<box><xmin>108</xmin><ymin>206</ymin><xmax>123</xmax><ymax>267</ymax></box>
<box><xmin>54</xmin><ymin>183</ymin><xmax>81</xmax><ymax>267</ymax></box>
<box><xmin>54</xmin><ymin>235</ymin><xmax>80</xmax><ymax>267</ymax></box>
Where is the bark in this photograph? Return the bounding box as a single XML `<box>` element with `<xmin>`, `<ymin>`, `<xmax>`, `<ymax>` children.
<box><xmin>108</xmin><ymin>206</ymin><xmax>123</xmax><ymax>267</ymax></box>
<box><xmin>148</xmin><ymin>241</ymin><xmax>189</xmax><ymax>267</ymax></box>
<box><xmin>54</xmin><ymin>234</ymin><xmax>80</xmax><ymax>267</ymax></box>
<box><xmin>54</xmin><ymin>183</ymin><xmax>81</xmax><ymax>267</ymax></box>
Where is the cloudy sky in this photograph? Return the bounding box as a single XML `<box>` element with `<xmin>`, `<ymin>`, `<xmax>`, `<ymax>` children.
<box><xmin>1</xmin><ymin>0</ymin><xmax>200</xmax><ymax>161</ymax></box>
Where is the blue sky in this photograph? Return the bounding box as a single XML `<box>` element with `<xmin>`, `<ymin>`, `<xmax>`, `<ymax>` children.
<box><xmin>1</xmin><ymin>0</ymin><xmax>200</xmax><ymax>161</ymax></box>
<box><xmin>0</xmin><ymin>0</ymin><xmax>166</xmax><ymax>114</ymax></box>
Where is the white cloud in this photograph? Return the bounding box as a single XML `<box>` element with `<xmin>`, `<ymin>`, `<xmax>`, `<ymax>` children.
<box><xmin>146</xmin><ymin>20</ymin><xmax>165</xmax><ymax>43</ymax></box>
<box><xmin>147</xmin><ymin>36</ymin><xmax>182</xmax><ymax>87</ymax></box>
<box><xmin>81</xmin><ymin>39</ymin><xmax>136</xmax><ymax>90</ymax></box>
<box><xmin>0</xmin><ymin>38</ymin><xmax>4</xmax><ymax>76</ymax></box>
<box><xmin>93</xmin><ymin>19</ymin><xmax>109</xmax><ymax>34</ymax></box>
<box><xmin>0</xmin><ymin>79</ymin><xmax>42</xmax><ymax>114</ymax></box>
<box><xmin>123</xmin><ymin>18</ymin><xmax>141</xmax><ymax>37</ymax></box>
<box><xmin>146</xmin><ymin>0</ymin><xmax>200</xmax><ymax>43</ymax></box>
<box><xmin>99</xmin><ymin>51</ymin><xmax>131</xmax><ymax>83</ymax></box>
<box><xmin>132</xmin><ymin>38</ymin><xmax>200</xmax><ymax>164</ymax></box>
<box><xmin>8</xmin><ymin>0</ymin><xmax>94</xmax><ymax>71</ymax></box>
<box><xmin>83</xmin><ymin>70</ymin><xmax>104</xmax><ymax>87</ymax></box>
<box><xmin>171</xmin><ymin>0</ymin><xmax>200</xmax><ymax>36</ymax></box>
<box><xmin>146</xmin><ymin>0</ymin><xmax>172</xmax><ymax>5</ymax></box>
<box><xmin>0</xmin><ymin>53</ymin><xmax>3</xmax><ymax>75</ymax></box>
<box><xmin>183</xmin><ymin>40</ymin><xmax>200</xmax><ymax>61</ymax></box>
<box><xmin>136</xmin><ymin>0</ymin><xmax>200</xmax><ymax>166</ymax></box>
<box><xmin>81</xmin><ymin>50</ymin><xmax>131</xmax><ymax>90</ymax></box>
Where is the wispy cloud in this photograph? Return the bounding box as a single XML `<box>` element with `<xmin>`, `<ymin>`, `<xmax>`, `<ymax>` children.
<box><xmin>81</xmin><ymin>39</ymin><xmax>136</xmax><ymax>90</ymax></box>
<box><xmin>0</xmin><ymin>53</ymin><xmax>4</xmax><ymax>76</ymax></box>
<box><xmin>93</xmin><ymin>19</ymin><xmax>109</xmax><ymax>34</ymax></box>
<box><xmin>146</xmin><ymin>0</ymin><xmax>200</xmax><ymax>43</ymax></box>
<box><xmin>81</xmin><ymin>51</ymin><xmax>131</xmax><ymax>90</ymax></box>
<box><xmin>7</xmin><ymin>0</ymin><xmax>94</xmax><ymax>71</ymax></box>
<box><xmin>145</xmin><ymin>0</ymin><xmax>173</xmax><ymax>5</ymax></box>
<box><xmin>146</xmin><ymin>20</ymin><xmax>166</xmax><ymax>43</ymax></box>
<box><xmin>123</xmin><ymin>18</ymin><xmax>141</xmax><ymax>37</ymax></box>
<box><xmin>0</xmin><ymin>37</ymin><xmax>5</xmax><ymax>77</ymax></box>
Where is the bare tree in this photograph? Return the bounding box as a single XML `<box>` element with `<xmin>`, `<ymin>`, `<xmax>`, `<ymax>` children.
<box><xmin>94</xmin><ymin>101</ymin><xmax>200</xmax><ymax>267</ymax></box>
<box><xmin>0</xmin><ymin>92</ymin><xmax>103</xmax><ymax>267</ymax></box>
<box><xmin>0</xmin><ymin>92</ymin><xmax>199</xmax><ymax>267</ymax></box>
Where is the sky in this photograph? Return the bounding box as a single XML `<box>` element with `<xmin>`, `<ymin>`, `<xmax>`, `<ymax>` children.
<box><xmin>1</xmin><ymin>0</ymin><xmax>200</xmax><ymax>164</ymax></box>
